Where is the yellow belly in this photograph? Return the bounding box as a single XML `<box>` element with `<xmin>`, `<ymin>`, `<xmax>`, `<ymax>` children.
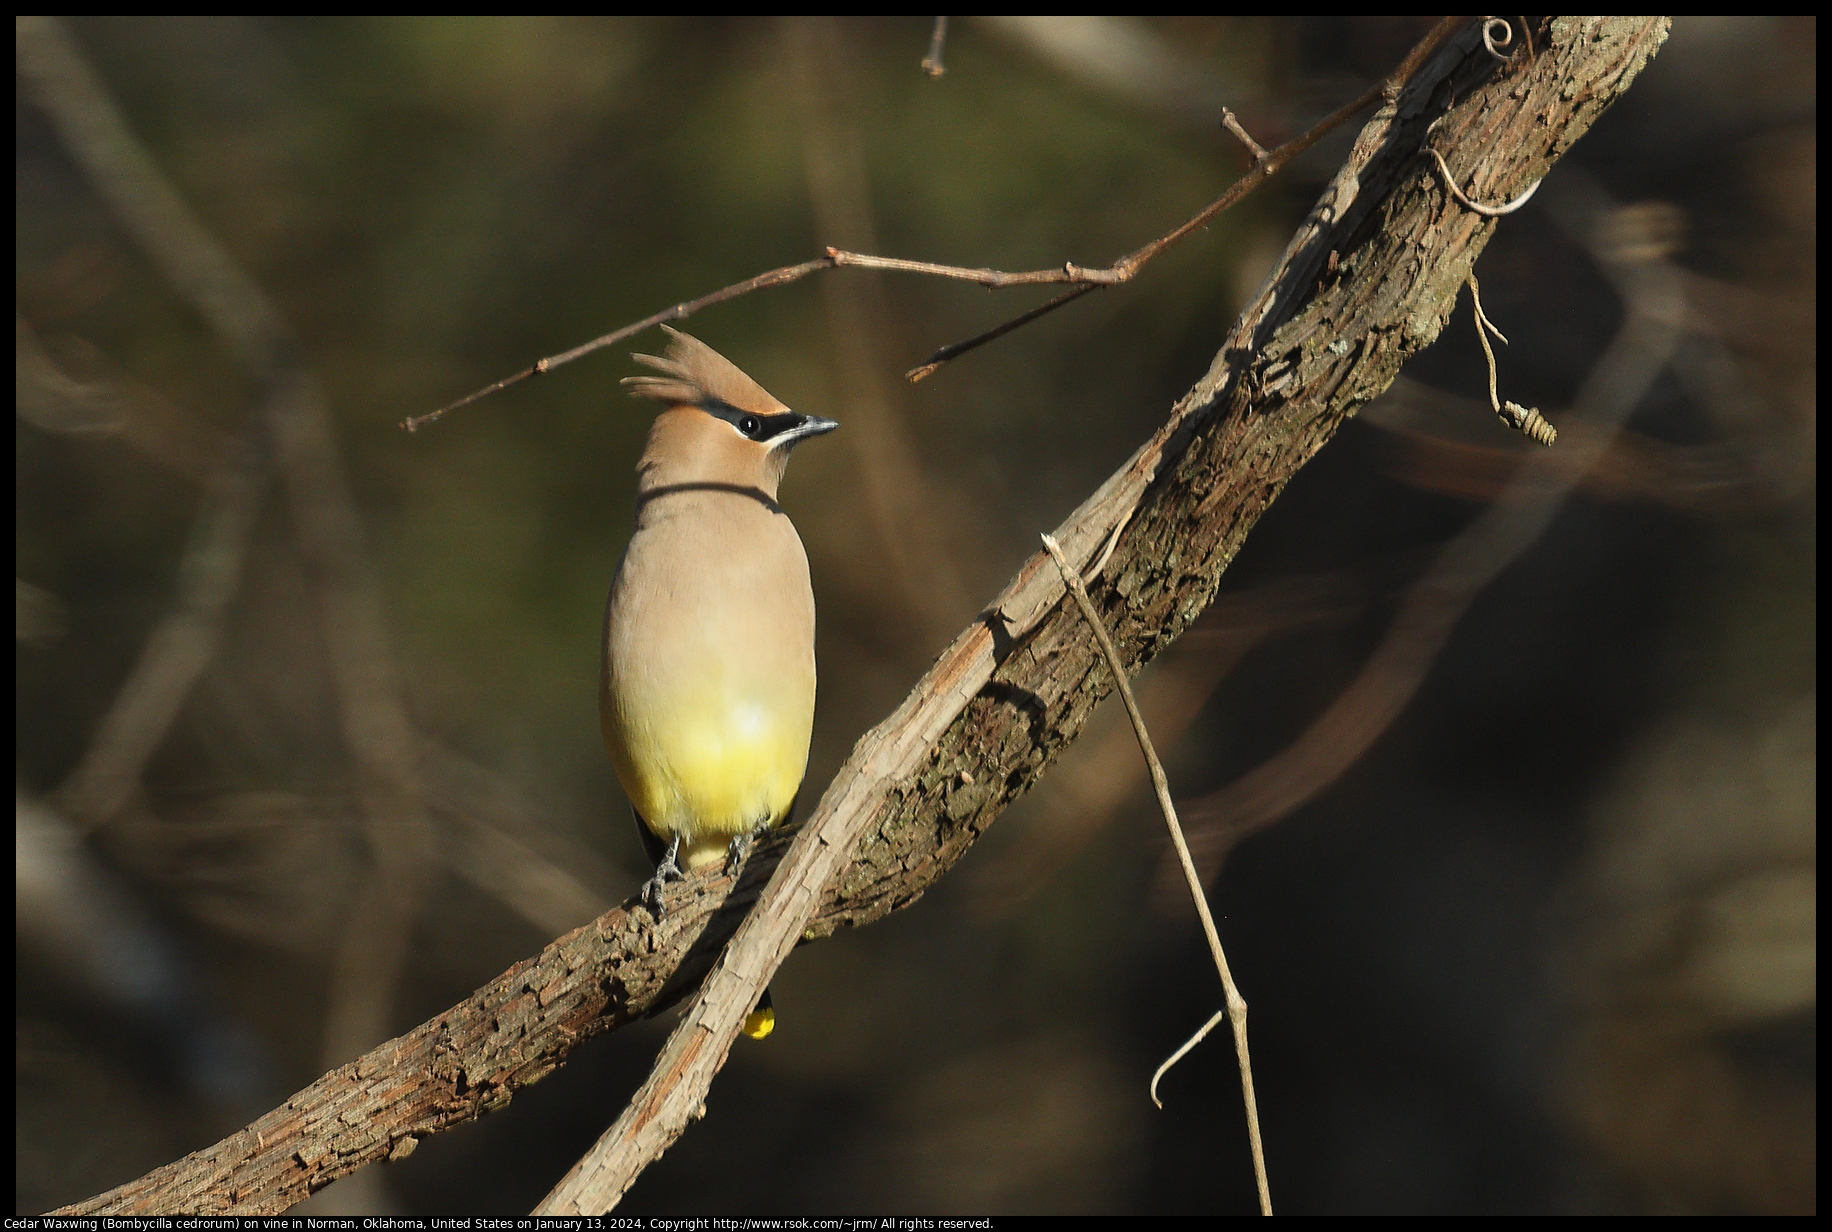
<box><xmin>602</xmin><ymin>682</ymin><xmax>810</xmax><ymax>871</ymax></box>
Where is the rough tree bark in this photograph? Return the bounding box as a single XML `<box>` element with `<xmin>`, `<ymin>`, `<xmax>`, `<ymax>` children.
<box><xmin>57</xmin><ymin>16</ymin><xmax>1670</xmax><ymax>1216</ymax></box>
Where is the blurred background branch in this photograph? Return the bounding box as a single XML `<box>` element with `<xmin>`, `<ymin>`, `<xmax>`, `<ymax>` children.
<box><xmin>19</xmin><ymin>13</ymin><xmax>435</xmax><ymax>1211</ymax></box>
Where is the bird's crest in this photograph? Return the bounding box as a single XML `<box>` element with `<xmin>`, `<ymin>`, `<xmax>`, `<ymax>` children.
<box><xmin>623</xmin><ymin>326</ymin><xmax>792</xmax><ymax>418</ymax></box>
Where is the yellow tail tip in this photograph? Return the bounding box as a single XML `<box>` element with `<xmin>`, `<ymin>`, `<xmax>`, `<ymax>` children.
<box><xmin>742</xmin><ymin>1005</ymin><xmax>776</xmax><ymax>1040</ymax></box>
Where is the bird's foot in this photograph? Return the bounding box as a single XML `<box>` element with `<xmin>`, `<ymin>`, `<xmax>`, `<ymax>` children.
<box><xmin>724</xmin><ymin>820</ymin><xmax>773</xmax><ymax>876</ymax></box>
<box><xmin>723</xmin><ymin>831</ymin><xmax>752</xmax><ymax>875</ymax></box>
<box><xmin>642</xmin><ymin>836</ymin><xmax>684</xmax><ymax>918</ymax></box>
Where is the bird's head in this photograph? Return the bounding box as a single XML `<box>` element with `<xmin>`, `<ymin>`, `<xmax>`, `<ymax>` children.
<box><xmin>624</xmin><ymin>327</ymin><xmax>838</xmax><ymax>500</ymax></box>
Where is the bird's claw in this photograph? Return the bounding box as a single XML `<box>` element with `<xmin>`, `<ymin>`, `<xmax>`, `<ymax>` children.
<box><xmin>643</xmin><ymin>836</ymin><xmax>684</xmax><ymax>918</ymax></box>
<box><xmin>723</xmin><ymin>821</ymin><xmax>773</xmax><ymax>876</ymax></box>
<box><xmin>723</xmin><ymin>832</ymin><xmax>752</xmax><ymax>875</ymax></box>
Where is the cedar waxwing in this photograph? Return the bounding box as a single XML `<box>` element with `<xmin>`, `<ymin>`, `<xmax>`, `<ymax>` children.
<box><xmin>601</xmin><ymin>328</ymin><xmax>837</xmax><ymax>1036</ymax></box>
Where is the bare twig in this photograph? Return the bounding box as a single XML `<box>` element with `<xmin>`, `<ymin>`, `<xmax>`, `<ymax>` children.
<box><xmin>920</xmin><ymin>16</ymin><xmax>949</xmax><ymax>77</ymax></box>
<box><xmin>406</xmin><ymin>15</ymin><xmax>1471</xmax><ymax>426</ymax></box>
<box><xmin>1041</xmin><ymin>534</ymin><xmax>1269</xmax><ymax>1215</ymax></box>
<box><xmin>401</xmin><ymin>256</ymin><xmax>833</xmax><ymax>431</ymax></box>
<box><xmin>401</xmin><ymin>244</ymin><xmax>1123</xmax><ymax>431</ymax></box>
<box><xmin>904</xmin><ymin>283</ymin><xmax>1102</xmax><ymax>382</ymax></box>
<box><xmin>828</xmin><ymin>247</ymin><xmax>1127</xmax><ymax>286</ymax></box>
<box><xmin>1221</xmin><ymin>106</ymin><xmax>1269</xmax><ymax>162</ymax></box>
<box><xmin>907</xmin><ymin>14</ymin><xmax>1469</xmax><ymax>379</ymax></box>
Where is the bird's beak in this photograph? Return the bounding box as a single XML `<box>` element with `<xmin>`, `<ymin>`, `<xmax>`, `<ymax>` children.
<box><xmin>771</xmin><ymin>414</ymin><xmax>839</xmax><ymax>449</ymax></box>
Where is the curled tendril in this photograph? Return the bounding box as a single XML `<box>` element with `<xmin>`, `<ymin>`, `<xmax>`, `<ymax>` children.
<box><xmin>1469</xmin><ymin>275</ymin><xmax>1558</xmax><ymax>447</ymax></box>
<box><xmin>1498</xmin><ymin>400</ymin><xmax>1558</xmax><ymax>446</ymax></box>
<box><xmin>1482</xmin><ymin>17</ymin><xmax>1515</xmax><ymax>61</ymax></box>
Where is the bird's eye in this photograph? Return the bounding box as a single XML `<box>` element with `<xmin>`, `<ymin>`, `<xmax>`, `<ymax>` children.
<box><xmin>740</xmin><ymin>416</ymin><xmax>761</xmax><ymax>436</ymax></box>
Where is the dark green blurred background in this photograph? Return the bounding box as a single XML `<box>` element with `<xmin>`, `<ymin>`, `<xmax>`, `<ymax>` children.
<box><xmin>17</xmin><ymin>17</ymin><xmax>1814</xmax><ymax>1215</ymax></box>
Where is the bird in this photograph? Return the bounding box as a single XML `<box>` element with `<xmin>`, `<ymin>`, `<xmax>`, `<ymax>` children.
<box><xmin>600</xmin><ymin>327</ymin><xmax>837</xmax><ymax>1039</ymax></box>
